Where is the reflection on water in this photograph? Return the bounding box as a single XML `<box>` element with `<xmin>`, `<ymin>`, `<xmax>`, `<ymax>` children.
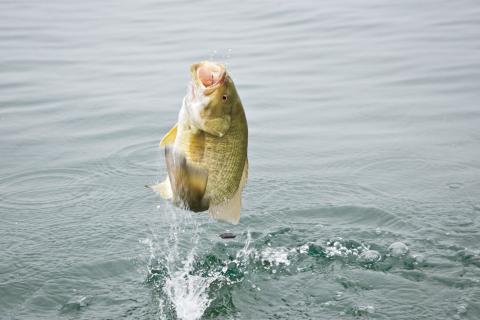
<box><xmin>1</xmin><ymin>0</ymin><xmax>480</xmax><ymax>319</ymax></box>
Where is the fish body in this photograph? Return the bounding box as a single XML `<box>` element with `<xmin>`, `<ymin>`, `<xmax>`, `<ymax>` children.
<box><xmin>156</xmin><ymin>61</ymin><xmax>248</xmax><ymax>224</ymax></box>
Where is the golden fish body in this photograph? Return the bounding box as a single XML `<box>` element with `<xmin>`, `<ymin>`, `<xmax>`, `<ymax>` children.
<box><xmin>156</xmin><ymin>61</ymin><xmax>248</xmax><ymax>224</ymax></box>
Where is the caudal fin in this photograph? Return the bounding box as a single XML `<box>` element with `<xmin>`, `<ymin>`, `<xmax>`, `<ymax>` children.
<box><xmin>209</xmin><ymin>190</ymin><xmax>242</xmax><ymax>224</ymax></box>
<box><xmin>208</xmin><ymin>159</ymin><xmax>248</xmax><ymax>224</ymax></box>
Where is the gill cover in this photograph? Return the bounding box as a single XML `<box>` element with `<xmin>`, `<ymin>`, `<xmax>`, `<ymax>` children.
<box><xmin>186</xmin><ymin>61</ymin><xmax>234</xmax><ymax>137</ymax></box>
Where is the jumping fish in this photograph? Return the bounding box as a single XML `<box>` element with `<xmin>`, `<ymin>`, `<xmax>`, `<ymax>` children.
<box><xmin>154</xmin><ymin>61</ymin><xmax>248</xmax><ymax>224</ymax></box>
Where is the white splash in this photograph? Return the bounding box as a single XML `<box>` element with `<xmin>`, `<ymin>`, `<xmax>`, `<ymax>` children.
<box><xmin>256</xmin><ymin>247</ymin><xmax>291</xmax><ymax>266</ymax></box>
<box><xmin>163</xmin><ymin>248</ymin><xmax>216</xmax><ymax>320</ymax></box>
<box><xmin>325</xmin><ymin>239</ymin><xmax>361</xmax><ymax>258</ymax></box>
<box><xmin>358</xmin><ymin>249</ymin><xmax>381</xmax><ymax>263</ymax></box>
<box><xmin>142</xmin><ymin>205</ymin><xmax>218</xmax><ymax>320</ymax></box>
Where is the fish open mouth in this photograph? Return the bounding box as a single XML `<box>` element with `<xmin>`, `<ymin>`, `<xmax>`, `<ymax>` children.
<box><xmin>193</xmin><ymin>61</ymin><xmax>226</xmax><ymax>90</ymax></box>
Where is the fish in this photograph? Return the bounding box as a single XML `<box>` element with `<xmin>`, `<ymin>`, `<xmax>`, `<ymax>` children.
<box><xmin>153</xmin><ymin>61</ymin><xmax>248</xmax><ymax>224</ymax></box>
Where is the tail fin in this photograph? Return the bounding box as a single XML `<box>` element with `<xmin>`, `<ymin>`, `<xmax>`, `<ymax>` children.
<box><xmin>209</xmin><ymin>190</ymin><xmax>242</xmax><ymax>224</ymax></box>
<box><xmin>208</xmin><ymin>159</ymin><xmax>248</xmax><ymax>224</ymax></box>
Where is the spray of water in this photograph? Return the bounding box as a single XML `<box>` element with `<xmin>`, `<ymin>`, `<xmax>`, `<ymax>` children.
<box><xmin>162</xmin><ymin>218</ymin><xmax>213</xmax><ymax>320</ymax></box>
<box><xmin>142</xmin><ymin>203</ymin><xmax>251</xmax><ymax>320</ymax></box>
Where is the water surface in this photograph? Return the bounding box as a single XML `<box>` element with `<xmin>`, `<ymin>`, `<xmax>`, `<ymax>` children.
<box><xmin>1</xmin><ymin>0</ymin><xmax>480</xmax><ymax>319</ymax></box>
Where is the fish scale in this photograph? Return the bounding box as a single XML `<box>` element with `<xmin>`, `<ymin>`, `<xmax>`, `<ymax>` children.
<box><xmin>183</xmin><ymin>103</ymin><xmax>247</xmax><ymax>204</ymax></box>
<box><xmin>157</xmin><ymin>61</ymin><xmax>249</xmax><ymax>223</ymax></box>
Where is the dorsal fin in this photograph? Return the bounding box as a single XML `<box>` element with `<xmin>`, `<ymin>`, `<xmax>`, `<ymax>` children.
<box><xmin>159</xmin><ymin>124</ymin><xmax>178</xmax><ymax>147</ymax></box>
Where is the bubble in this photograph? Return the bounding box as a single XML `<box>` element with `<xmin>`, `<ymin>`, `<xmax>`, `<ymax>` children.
<box><xmin>456</xmin><ymin>303</ymin><xmax>467</xmax><ymax>314</ymax></box>
<box><xmin>413</xmin><ymin>254</ymin><xmax>425</xmax><ymax>263</ymax></box>
<box><xmin>388</xmin><ymin>242</ymin><xmax>409</xmax><ymax>257</ymax></box>
<box><xmin>447</xmin><ymin>182</ymin><xmax>463</xmax><ymax>189</ymax></box>
<box><xmin>352</xmin><ymin>305</ymin><xmax>375</xmax><ymax>316</ymax></box>
<box><xmin>358</xmin><ymin>250</ymin><xmax>381</xmax><ymax>263</ymax></box>
<box><xmin>325</xmin><ymin>239</ymin><xmax>361</xmax><ymax>258</ymax></box>
<box><xmin>295</xmin><ymin>243</ymin><xmax>310</xmax><ymax>254</ymax></box>
<box><xmin>61</xmin><ymin>296</ymin><xmax>91</xmax><ymax>313</ymax></box>
<box><xmin>256</xmin><ymin>247</ymin><xmax>290</xmax><ymax>266</ymax></box>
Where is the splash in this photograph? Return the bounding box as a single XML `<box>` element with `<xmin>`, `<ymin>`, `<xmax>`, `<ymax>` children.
<box><xmin>141</xmin><ymin>204</ymin><xmax>254</xmax><ymax>320</ymax></box>
<box><xmin>256</xmin><ymin>247</ymin><xmax>291</xmax><ymax>266</ymax></box>
<box><xmin>163</xmin><ymin>251</ymin><xmax>215</xmax><ymax>320</ymax></box>
<box><xmin>141</xmin><ymin>205</ymin><xmax>217</xmax><ymax>320</ymax></box>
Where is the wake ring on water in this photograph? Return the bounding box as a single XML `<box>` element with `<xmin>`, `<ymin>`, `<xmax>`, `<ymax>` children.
<box><xmin>0</xmin><ymin>168</ymin><xmax>93</xmax><ymax>210</ymax></box>
<box><xmin>101</xmin><ymin>140</ymin><xmax>161</xmax><ymax>177</ymax></box>
<box><xmin>350</xmin><ymin>157</ymin><xmax>480</xmax><ymax>203</ymax></box>
<box><xmin>245</xmin><ymin>177</ymin><xmax>385</xmax><ymax>216</ymax></box>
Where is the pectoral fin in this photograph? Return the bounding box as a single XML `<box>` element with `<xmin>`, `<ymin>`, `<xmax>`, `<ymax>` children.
<box><xmin>165</xmin><ymin>145</ymin><xmax>209</xmax><ymax>212</ymax></box>
<box><xmin>159</xmin><ymin>124</ymin><xmax>178</xmax><ymax>147</ymax></box>
<box><xmin>202</xmin><ymin>116</ymin><xmax>231</xmax><ymax>137</ymax></box>
<box><xmin>208</xmin><ymin>159</ymin><xmax>248</xmax><ymax>224</ymax></box>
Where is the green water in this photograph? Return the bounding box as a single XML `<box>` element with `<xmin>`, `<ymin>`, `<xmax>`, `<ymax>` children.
<box><xmin>1</xmin><ymin>0</ymin><xmax>480</xmax><ymax>319</ymax></box>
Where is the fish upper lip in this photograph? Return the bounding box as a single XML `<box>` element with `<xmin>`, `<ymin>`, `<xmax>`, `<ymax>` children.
<box><xmin>192</xmin><ymin>61</ymin><xmax>226</xmax><ymax>93</ymax></box>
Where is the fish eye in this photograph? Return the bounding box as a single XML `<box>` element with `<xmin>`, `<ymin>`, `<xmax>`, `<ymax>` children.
<box><xmin>222</xmin><ymin>95</ymin><xmax>228</xmax><ymax>102</ymax></box>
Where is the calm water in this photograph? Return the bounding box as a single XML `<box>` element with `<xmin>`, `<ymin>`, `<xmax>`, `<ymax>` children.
<box><xmin>1</xmin><ymin>0</ymin><xmax>480</xmax><ymax>319</ymax></box>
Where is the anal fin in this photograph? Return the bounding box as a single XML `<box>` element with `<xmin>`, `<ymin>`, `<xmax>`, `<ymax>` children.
<box><xmin>151</xmin><ymin>176</ymin><xmax>173</xmax><ymax>199</ymax></box>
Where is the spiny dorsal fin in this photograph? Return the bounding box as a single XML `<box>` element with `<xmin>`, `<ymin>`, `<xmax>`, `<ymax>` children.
<box><xmin>159</xmin><ymin>123</ymin><xmax>178</xmax><ymax>147</ymax></box>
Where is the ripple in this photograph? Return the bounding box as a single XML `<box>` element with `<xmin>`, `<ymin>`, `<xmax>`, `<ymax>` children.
<box><xmin>351</xmin><ymin>157</ymin><xmax>480</xmax><ymax>204</ymax></box>
<box><xmin>447</xmin><ymin>182</ymin><xmax>463</xmax><ymax>189</ymax></box>
<box><xmin>102</xmin><ymin>140</ymin><xmax>161</xmax><ymax>177</ymax></box>
<box><xmin>245</xmin><ymin>177</ymin><xmax>386</xmax><ymax>215</ymax></box>
<box><xmin>0</xmin><ymin>168</ymin><xmax>92</xmax><ymax>210</ymax></box>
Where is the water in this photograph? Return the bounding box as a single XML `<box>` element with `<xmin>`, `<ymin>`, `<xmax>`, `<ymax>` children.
<box><xmin>1</xmin><ymin>0</ymin><xmax>480</xmax><ymax>319</ymax></box>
